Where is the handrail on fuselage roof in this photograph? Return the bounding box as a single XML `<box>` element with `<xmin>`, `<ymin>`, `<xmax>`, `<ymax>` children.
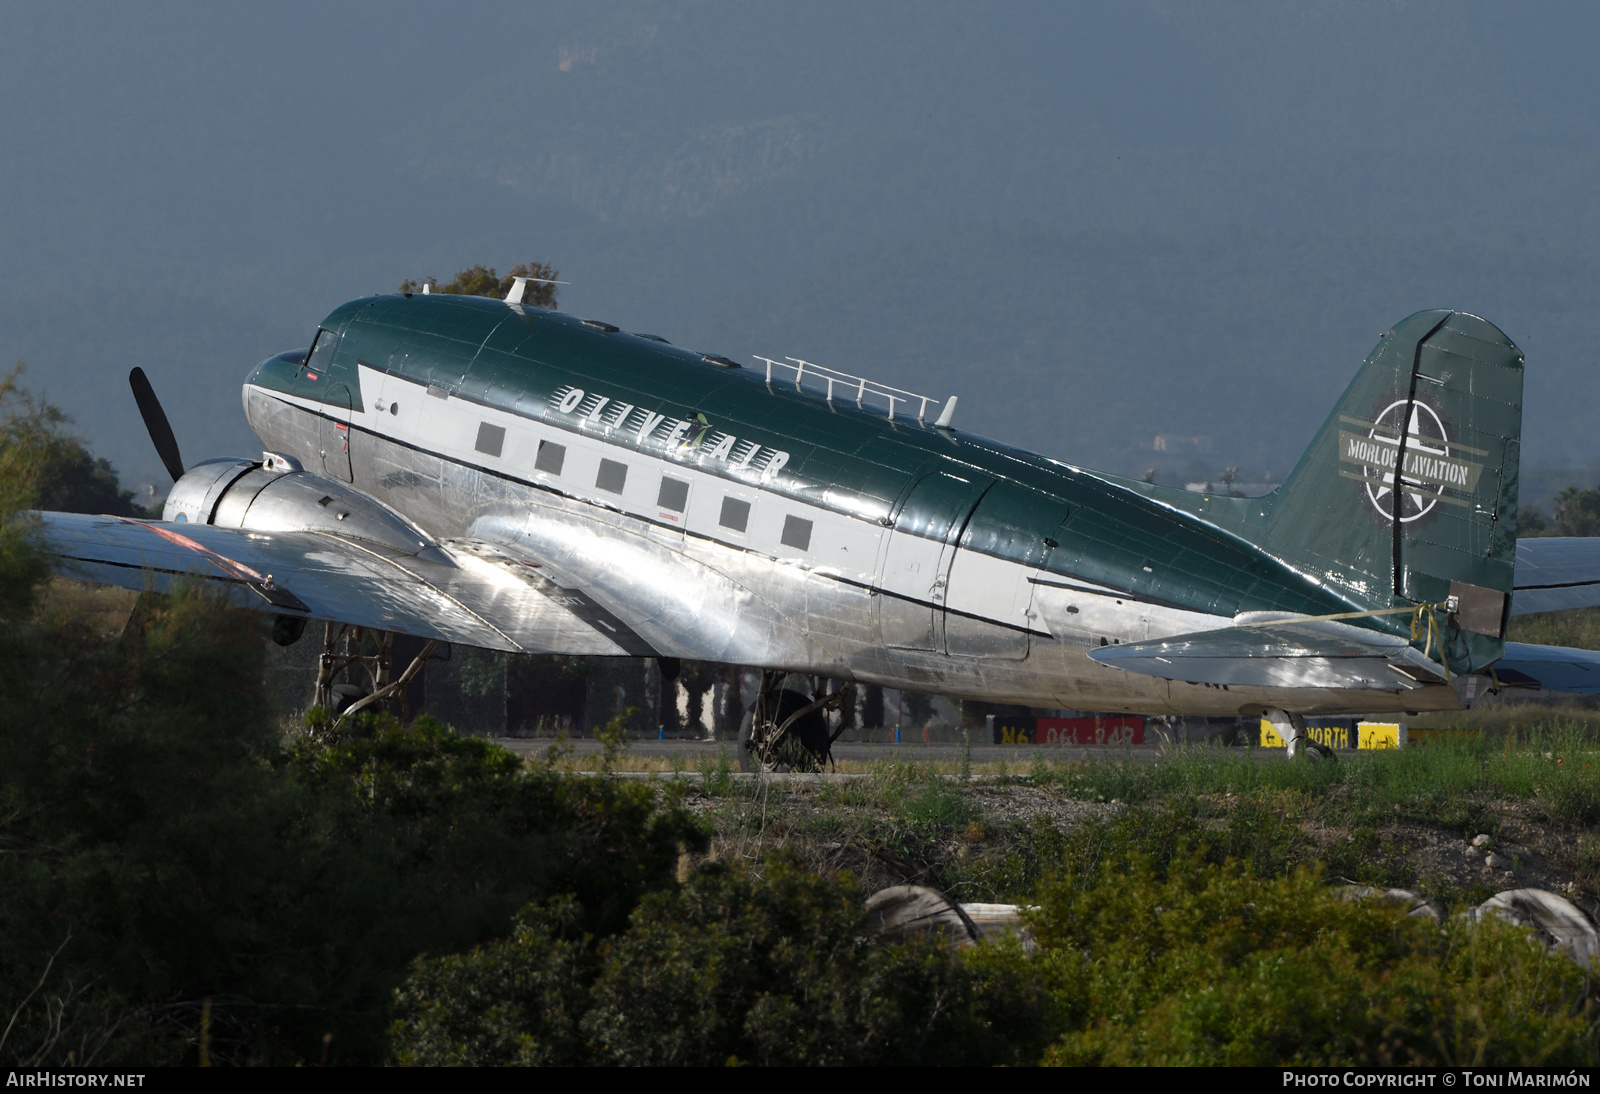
<box><xmin>753</xmin><ymin>355</ymin><xmax>944</xmax><ymax>424</ymax></box>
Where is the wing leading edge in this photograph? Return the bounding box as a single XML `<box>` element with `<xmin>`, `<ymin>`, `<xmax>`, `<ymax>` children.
<box><xmin>38</xmin><ymin>512</ymin><xmax>652</xmax><ymax>657</ymax></box>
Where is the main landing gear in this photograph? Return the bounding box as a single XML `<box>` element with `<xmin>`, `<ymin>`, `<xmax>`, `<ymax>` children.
<box><xmin>739</xmin><ymin>671</ymin><xmax>856</xmax><ymax>772</ymax></box>
<box><xmin>304</xmin><ymin>620</ymin><xmax>437</xmax><ymax>728</ymax></box>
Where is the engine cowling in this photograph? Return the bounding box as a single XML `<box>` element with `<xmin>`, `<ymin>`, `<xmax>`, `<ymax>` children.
<box><xmin>162</xmin><ymin>452</ymin><xmax>447</xmax><ymax>562</ymax></box>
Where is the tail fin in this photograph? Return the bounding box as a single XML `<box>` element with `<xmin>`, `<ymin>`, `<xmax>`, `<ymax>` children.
<box><xmin>1261</xmin><ymin>310</ymin><xmax>1524</xmax><ymax>668</ymax></box>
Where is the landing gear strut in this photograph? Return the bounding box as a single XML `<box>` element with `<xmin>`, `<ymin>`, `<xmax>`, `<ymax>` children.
<box><xmin>739</xmin><ymin>670</ymin><xmax>855</xmax><ymax>772</ymax></box>
<box><xmin>312</xmin><ymin>621</ymin><xmax>437</xmax><ymax>728</ymax></box>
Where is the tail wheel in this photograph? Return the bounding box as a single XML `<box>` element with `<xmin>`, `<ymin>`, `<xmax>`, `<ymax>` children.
<box><xmin>1305</xmin><ymin>740</ymin><xmax>1337</xmax><ymax>763</ymax></box>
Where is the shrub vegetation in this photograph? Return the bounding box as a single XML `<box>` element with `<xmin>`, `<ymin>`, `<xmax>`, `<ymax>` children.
<box><xmin>1035</xmin><ymin>844</ymin><xmax>1597</xmax><ymax>1066</ymax></box>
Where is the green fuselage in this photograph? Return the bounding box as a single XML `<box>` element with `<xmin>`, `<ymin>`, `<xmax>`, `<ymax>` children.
<box><xmin>238</xmin><ymin>292</ymin><xmax>1465</xmax><ymax>716</ymax></box>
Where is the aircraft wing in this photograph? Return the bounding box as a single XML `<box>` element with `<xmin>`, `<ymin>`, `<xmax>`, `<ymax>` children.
<box><xmin>38</xmin><ymin>512</ymin><xmax>654</xmax><ymax>657</ymax></box>
<box><xmin>1086</xmin><ymin>616</ymin><xmax>1446</xmax><ymax>691</ymax></box>
<box><xmin>1513</xmin><ymin>538</ymin><xmax>1600</xmax><ymax>615</ymax></box>
<box><xmin>1489</xmin><ymin>642</ymin><xmax>1600</xmax><ymax>694</ymax></box>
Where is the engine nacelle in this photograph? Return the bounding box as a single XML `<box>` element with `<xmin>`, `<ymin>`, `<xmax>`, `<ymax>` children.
<box><xmin>162</xmin><ymin>452</ymin><xmax>447</xmax><ymax>561</ymax></box>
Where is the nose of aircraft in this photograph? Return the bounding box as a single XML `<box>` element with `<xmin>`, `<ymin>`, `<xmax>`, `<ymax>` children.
<box><xmin>242</xmin><ymin>349</ymin><xmax>311</xmax><ymax>450</ymax></box>
<box><xmin>247</xmin><ymin>349</ymin><xmax>308</xmax><ymax>386</ymax></box>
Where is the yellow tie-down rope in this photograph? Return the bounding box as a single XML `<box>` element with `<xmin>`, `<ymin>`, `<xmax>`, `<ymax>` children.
<box><xmin>1235</xmin><ymin>601</ymin><xmax>1455</xmax><ymax>683</ymax></box>
<box><xmin>1408</xmin><ymin>603</ymin><xmax>1450</xmax><ymax>683</ymax></box>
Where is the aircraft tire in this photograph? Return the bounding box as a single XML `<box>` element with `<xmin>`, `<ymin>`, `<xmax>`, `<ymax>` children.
<box><xmin>738</xmin><ymin>689</ymin><xmax>828</xmax><ymax>772</ymax></box>
<box><xmin>271</xmin><ymin>614</ymin><xmax>307</xmax><ymax>647</ymax></box>
<box><xmin>329</xmin><ymin>682</ymin><xmax>368</xmax><ymax>716</ymax></box>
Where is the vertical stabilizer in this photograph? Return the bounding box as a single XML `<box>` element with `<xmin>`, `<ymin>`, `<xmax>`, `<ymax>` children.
<box><xmin>1261</xmin><ymin>310</ymin><xmax>1523</xmax><ymax>671</ymax></box>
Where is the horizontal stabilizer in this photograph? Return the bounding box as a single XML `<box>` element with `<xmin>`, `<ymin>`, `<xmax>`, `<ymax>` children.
<box><xmin>1513</xmin><ymin>538</ymin><xmax>1600</xmax><ymax>615</ymax></box>
<box><xmin>1086</xmin><ymin>615</ymin><xmax>1445</xmax><ymax>691</ymax></box>
<box><xmin>1492</xmin><ymin>642</ymin><xmax>1600</xmax><ymax>694</ymax></box>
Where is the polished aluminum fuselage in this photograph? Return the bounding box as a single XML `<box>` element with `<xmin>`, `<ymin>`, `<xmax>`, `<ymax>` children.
<box><xmin>243</xmin><ymin>370</ymin><xmax>1462</xmax><ymax>718</ymax></box>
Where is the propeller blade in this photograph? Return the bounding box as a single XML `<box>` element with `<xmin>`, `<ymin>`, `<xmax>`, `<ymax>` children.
<box><xmin>128</xmin><ymin>368</ymin><xmax>185</xmax><ymax>482</ymax></box>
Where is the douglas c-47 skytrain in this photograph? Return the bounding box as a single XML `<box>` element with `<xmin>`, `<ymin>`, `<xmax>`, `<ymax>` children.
<box><xmin>38</xmin><ymin>283</ymin><xmax>1600</xmax><ymax>764</ymax></box>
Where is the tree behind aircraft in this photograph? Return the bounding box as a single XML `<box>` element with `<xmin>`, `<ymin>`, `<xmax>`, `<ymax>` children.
<box><xmin>1518</xmin><ymin>485</ymin><xmax>1600</xmax><ymax>538</ymax></box>
<box><xmin>399</xmin><ymin>262</ymin><xmax>560</xmax><ymax>310</ymax></box>
<box><xmin>1551</xmin><ymin>486</ymin><xmax>1600</xmax><ymax>537</ymax></box>
<box><xmin>0</xmin><ymin>365</ymin><xmax>146</xmax><ymax>518</ymax></box>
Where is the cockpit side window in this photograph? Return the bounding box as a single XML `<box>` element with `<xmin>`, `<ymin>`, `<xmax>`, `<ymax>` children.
<box><xmin>302</xmin><ymin>329</ymin><xmax>339</xmax><ymax>381</ymax></box>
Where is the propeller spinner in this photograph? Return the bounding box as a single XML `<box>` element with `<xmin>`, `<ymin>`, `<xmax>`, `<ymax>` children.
<box><xmin>129</xmin><ymin>367</ymin><xmax>185</xmax><ymax>482</ymax></box>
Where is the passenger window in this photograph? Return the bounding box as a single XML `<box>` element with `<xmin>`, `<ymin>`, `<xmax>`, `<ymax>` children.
<box><xmin>657</xmin><ymin>477</ymin><xmax>689</xmax><ymax>512</ymax></box>
<box><xmin>719</xmin><ymin>497</ymin><xmax>751</xmax><ymax>533</ymax></box>
<box><xmin>596</xmin><ymin>458</ymin><xmax>628</xmax><ymax>494</ymax></box>
<box><xmin>475</xmin><ymin>423</ymin><xmax>505</xmax><ymax>458</ymax></box>
<box><xmin>302</xmin><ymin>328</ymin><xmax>338</xmax><ymax>381</ymax></box>
<box><xmin>535</xmin><ymin>440</ymin><xmax>566</xmax><ymax>475</ymax></box>
<box><xmin>781</xmin><ymin>515</ymin><xmax>812</xmax><ymax>551</ymax></box>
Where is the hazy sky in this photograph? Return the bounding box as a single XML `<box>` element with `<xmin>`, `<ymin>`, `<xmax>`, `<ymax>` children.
<box><xmin>4</xmin><ymin>2</ymin><xmax>1599</xmax><ymax>491</ymax></box>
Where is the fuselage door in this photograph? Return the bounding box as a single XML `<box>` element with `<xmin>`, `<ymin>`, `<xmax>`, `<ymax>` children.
<box><xmin>321</xmin><ymin>383</ymin><xmax>354</xmax><ymax>482</ymax></box>
<box><xmin>877</xmin><ymin>470</ymin><xmax>991</xmax><ymax>651</ymax></box>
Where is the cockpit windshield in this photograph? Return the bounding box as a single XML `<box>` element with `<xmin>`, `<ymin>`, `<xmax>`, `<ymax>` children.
<box><xmin>302</xmin><ymin>329</ymin><xmax>339</xmax><ymax>380</ymax></box>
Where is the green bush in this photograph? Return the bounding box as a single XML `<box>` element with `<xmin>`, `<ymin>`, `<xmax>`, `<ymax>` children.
<box><xmin>387</xmin><ymin>897</ymin><xmax>595</xmax><ymax>1066</ymax></box>
<box><xmin>1031</xmin><ymin>848</ymin><xmax>1599</xmax><ymax>1066</ymax></box>
<box><xmin>392</xmin><ymin>857</ymin><xmax>1054</xmax><ymax>1067</ymax></box>
<box><xmin>0</xmin><ymin>576</ymin><xmax>704</xmax><ymax>1064</ymax></box>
